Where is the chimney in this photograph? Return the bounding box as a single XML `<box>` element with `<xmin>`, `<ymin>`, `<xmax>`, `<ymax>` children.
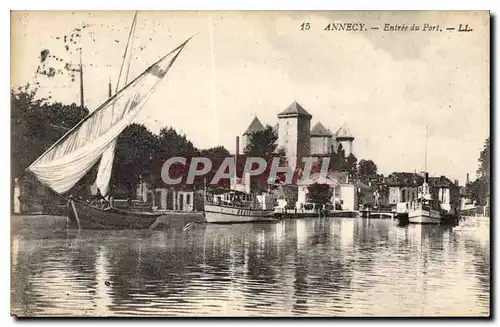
<box><xmin>235</xmin><ymin>136</ymin><xmax>240</xmax><ymax>177</ymax></box>
<box><xmin>466</xmin><ymin>173</ymin><xmax>470</xmax><ymax>184</ymax></box>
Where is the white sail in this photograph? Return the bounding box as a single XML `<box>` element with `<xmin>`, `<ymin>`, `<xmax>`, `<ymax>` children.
<box><xmin>95</xmin><ymin>11</ymin><xmax>138</xmax><ymax>196</ymax></box>
<box><xmin>94</xmin><ymin>141</ymin><xmax>117</xmax><ymax>196</ymax></box>
<box><xmin>27</xmin><ymin>39</ymin><xmax>190</xmax><ymax>194</ymax></box>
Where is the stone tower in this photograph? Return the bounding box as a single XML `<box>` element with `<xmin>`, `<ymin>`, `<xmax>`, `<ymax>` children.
<box><xmin>335</xmin><ymin>124</ymin><xmax>355</xmax><ymax>156</ymax></box>
<box><xmin>310</xmin><ymin>122</ymin><xmax>333</xmax><ymax>156</ymax></box>
<box><xmin>277</xmin><ymin>101</ymin><xmax>312</xmax><ymax>171</ymax></box>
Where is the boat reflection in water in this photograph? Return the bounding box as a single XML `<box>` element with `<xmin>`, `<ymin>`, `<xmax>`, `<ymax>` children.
<box><xmin>11</xmin><ymin>216</ymin><xmax>489</xmax><ymax>317</ymax></box>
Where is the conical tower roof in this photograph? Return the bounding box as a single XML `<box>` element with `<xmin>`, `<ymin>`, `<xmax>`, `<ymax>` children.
<box><xmin>277</xmin><ymin>101</ymin><xmax>312</xmax><ymax>119</ymax></box>
<box><xmin>243</xmin><ymin>116</ymin><xmax>265</xmax><ymax>135</ymax></box>
<box><xmin>311</xmin><ymin>122</ymin><xmax>333</xmax><ymax>137</ymax></box>
<box><xmin>335</xmin><ymin>124</ymin><xmax>354</xmax><ymax>139</ymax></box>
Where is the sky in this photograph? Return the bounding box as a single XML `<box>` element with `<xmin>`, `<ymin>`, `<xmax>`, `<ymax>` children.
<box><xmin>11</xmin><ymin>11</ymin><xmax>489</xmax><ymax>185</ymax></box>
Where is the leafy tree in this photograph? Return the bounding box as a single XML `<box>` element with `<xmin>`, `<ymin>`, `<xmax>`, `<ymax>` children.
<box><xmin>477</xmin><ymin>137</ymin><xmax>490</xmax><ymax>179</ymax></box>
<box><xmin>358</xmin><ymin>159</ymin><xmax>377</xmax><ymax>177</ymax></box>
<box><xmin>466</xmin><ymin>137</ymin><xmax>490</xmax><ymax>206</ymax></box>
<box><xmin>328</xmin><ymin>150</ymin><xmax>345</xmax><ymax>171</ymax></box>
<box><xmin>241</xmin><ymin>125</ymin><xmax>281</xmax><ymax>193</ymax></box>
<box><xmin>112</xmin><ymin>123</ymin><xmax>159</xmax><ymax>197</ymax></box>
<box><xmin>343</xmin><ymin>153</ymin><xmax>358</xmax><ymax>181</ymax></box>
<box><xmin>358</xmin><ymin>159</ymin><xmax>378</xmax><ymax>184</ymax></box>
<box><xmin>11</xmin><ymin>85</ymin><xmax>89</xmax><ymax>211</ymax></box>
<box><xmin>199</xmin><ymin>146</ymin><xmax>230</xmax><ymax>158</ymax></box>
<box><xmin>244</xmin><ymin>125</ymin><xmax>278</xmax><ymax>157</ymax></box>
<box><xmin>306</xmin><ymin>183</ymin><xmax>333</xmax><ymax>214</ymax></box>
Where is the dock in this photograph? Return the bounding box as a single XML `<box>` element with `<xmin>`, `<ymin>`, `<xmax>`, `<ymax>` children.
<box><xmin>359</xmin><ymin>209</ymin><xmax>396</xmax><ymax>219</ymax></box>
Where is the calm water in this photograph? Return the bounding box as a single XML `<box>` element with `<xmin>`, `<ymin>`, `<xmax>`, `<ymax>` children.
<box><xmin>11</xmin><ymin>216</ymin><xmax>490</xmax><ymax>317</ymax></box>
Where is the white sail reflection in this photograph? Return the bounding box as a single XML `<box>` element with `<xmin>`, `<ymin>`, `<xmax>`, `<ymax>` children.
<box><xmin>94</xmin><ymin>246</ymin><xmax>111</xmax><ymax>316</ymax></box>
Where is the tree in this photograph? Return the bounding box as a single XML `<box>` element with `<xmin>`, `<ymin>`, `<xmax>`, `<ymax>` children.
<box><xmin>112</xmin><ymin>123</ymin><xmax>159</xmax><ymax>197</ymax></box>
<box><xmin>328</xmin><ymin>150</ymin><xmax>345</xmax><ymax>171</ymax></box>
<box><xmin>307</xmin><ymin>183</ymin><xmax>333</xmax><ymax>214</ymax></box>
<box><xmin>466</xmin><ymin>137</ymin><xmax>490</xmax><ymax>206</ymax></box>
<box><xmin>358</xmin><ymin>159</ymin><xmax>378</xmax><ymax>183</ymax></box>
<box><xmin>199</xmin><ymin>146</ymin><xmax>230</xmax><ymax>158</ymax></box>
<box><xmin>477</xmin><ymin>137</ymin><xmax>490</xmax><ymax>179</ymax></box>
<box><xmin>343</xmin><ymin>153</ymin><xmax>358</xmax><ymax>181</ymax></box>
<box><xmin>244</xmin><ymin>125</ymin><xmax>278</xmax><ymax>157</ymax></box>
<box><xmin>11</xmin><ymin>85</ymin><xmax>89</xmax><ymax>211</ymax></box>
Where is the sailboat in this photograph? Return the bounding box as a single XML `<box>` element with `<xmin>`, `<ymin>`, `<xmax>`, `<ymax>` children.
<box><xmin>25</xmin><ymin>17</ymin><xmax>194</xmax><ymax>229</ymax></box>
<box><xmin>408</xmin><ymin>126</ymin><xmax>443</xmax><ymax>225</ymax></box>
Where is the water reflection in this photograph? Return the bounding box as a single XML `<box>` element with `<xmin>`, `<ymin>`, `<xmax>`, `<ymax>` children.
<box><xmin>11</xmin><ymin>216</ymin><xmax>490</xmax><ymax>317</ymax></box>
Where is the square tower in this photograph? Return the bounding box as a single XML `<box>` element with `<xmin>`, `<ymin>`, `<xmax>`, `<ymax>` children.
<box><xmin>277</xmin><ymin>101</ymin><xmax>312</xmax><ymax>171</ymax></box>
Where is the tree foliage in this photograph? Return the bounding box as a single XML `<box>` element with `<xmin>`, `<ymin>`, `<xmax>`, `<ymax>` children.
<box><xmin>11</xmin><ymin>84</ymin><xmax>89</xmax><ymax>179</ymax></box>
<box><xmin>477</xmin><ymin>137</ymin><xmax>490</xmax><ymax>179</ymax></box>
<box><xmin>358</xmin><ymin>159</ymin><xmax>377</xmax><ymax>179</ymax></box>
<box><xmin>467</xmin><ymin>137</ymin><xmax>490</xmax><ymax>206</ymax></box>
<box><xmin>307</xmin><ymin>183</ymin><xmax>333</xmax><ymax>211</ymax></box>
<box><xmin>244</xmin><ymin>125</ymin><xmax>278</xmax><ymax>157</ymax></box>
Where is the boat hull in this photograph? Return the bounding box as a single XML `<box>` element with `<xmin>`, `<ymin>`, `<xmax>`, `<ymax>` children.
<box><xmin>67</xmin><ymin>198</ymin><xmax>164</xmax><ymax>230</ymax></box>
<box><xmin>408</xmin><ymin>208</ymin><xmax>442</xmax><ymax>224</ymax></box>
<box><xmin>204</xmin><ymin>204</ymin><xmax>277</xmax><ymax>223</ymax></box>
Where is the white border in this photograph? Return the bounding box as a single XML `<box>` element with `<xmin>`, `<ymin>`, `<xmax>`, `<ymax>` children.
<box><xmin>2</xmin><ymin>1</ymin><xmax>498</xmax><ymax>326</ymax></box>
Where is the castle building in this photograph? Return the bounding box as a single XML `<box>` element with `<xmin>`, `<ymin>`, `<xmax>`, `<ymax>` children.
<box><xmin>310</xmin><ymin>122</ymin><xmax>333</xmax><ymax>156</ymax></box>
<box><xmin>276</xmin><ymin>102</ymin><xmax>312</xmax><ymax>171</ymax></box>
<box><xmin>335</xmin><ymin>125</ymin><xmax>354</xmax><ymax>157</ymax></box>
<box><xmin>242</xmin><ymin>101</ymin><xmax>355</xmax><ymax>171</ymax></box>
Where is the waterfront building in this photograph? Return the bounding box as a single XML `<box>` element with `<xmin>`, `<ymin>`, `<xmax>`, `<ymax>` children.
<box><xmin>296</xmin><ymin>171</ymin><xmax>357</xmax><ymax>211</ymax></box>
<box><xmin>385</xmin><ymin>172</ymin><xmax>460</xmax><ymax>214</ymax></box>
<box><xmin>385</xmin><ymin>172</ymin><xmax>423</xmax><ymax>206</ymax></box>
<box><xmin>136</xmin><ymin>181</ymin><xmax>197</xmax><ymax>212</ymax></box>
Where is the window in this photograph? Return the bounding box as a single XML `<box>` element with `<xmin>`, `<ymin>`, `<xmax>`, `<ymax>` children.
<box><xmin>186</xmin><ymin>194</ymin><xmax>191</xmax><ymax>205</ymax></box>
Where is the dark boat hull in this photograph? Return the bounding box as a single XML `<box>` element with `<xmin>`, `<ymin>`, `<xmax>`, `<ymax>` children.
<box><xmin>67</xmin><ymin>198</ymin><xmax>163</xmax><ymax>230</ymax></box>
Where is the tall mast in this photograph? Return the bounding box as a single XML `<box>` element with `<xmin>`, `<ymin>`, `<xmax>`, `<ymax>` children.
<box><xmin>108</xmin><ymin>75</ymin><xmax>112</xmax><ymax>98</ymax></box>
<box><xmin>424</xmin><ymin>125</ymin><xmax>428</xmax><ymax>174</ymax></box>
<box><xmin>79</xmin><ymin>49</ymin><xmax>85</xmax><ymax>110</ymax></box>
<box><xmin>116</xmin><ymin>11</ymin><xmax>138</xmax><ymax>94</ymax></box>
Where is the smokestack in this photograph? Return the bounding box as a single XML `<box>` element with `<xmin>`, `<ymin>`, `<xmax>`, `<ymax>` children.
<box><xmin>466</xmin><ymin>173</ymin><xmax>470</xmax><ymax>184</ymax></box>
<box><xmin>235</xmin><ymin>136</ymin><xmax>240</xmax><ymax>177</ymax></box>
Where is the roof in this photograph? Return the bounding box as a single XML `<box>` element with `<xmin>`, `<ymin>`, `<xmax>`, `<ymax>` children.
<box><xmin>297</xmin><ymin>171</ymin><xmax>348</xmax><ymax>186</ymax></box>
<box><xmin>311</xmin><ymin>122</ymin><xmax>333</xmax><ymax>137</ymax></box>
<box><xmin>277</xmin><ymin>101</ymin><xmax>312</xmax><ymax>119</ymax></box>
<box><xmin>243</xmin><ymin>117</ymin><xmax>264</xmax><ymax>135</ymax></box>
<box><xmin>335</xmin><ymin>124</ymin><xmax>354</xmax><ymax>139</ymax></box>
<box><xmin>385</xmin><ymin>172</ymin><xmax>423</xmax><ymax>187</ymax></box>
<box><xmin>428</xmin><ymin>176</ymin><xmax>456</xmax><ymax>188</ymax></box>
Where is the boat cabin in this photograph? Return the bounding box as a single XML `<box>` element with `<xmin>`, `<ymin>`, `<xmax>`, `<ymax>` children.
<box><xmin>206</xmin><ymin>188</ymin><xmax>274</xmax><ymax>210</ymax></box>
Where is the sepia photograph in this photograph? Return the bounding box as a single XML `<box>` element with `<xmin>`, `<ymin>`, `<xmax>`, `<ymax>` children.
<box><xmin>10</xmin><ymin>10</ymin><xmax>490</xmax><ymax>317</ymax></box>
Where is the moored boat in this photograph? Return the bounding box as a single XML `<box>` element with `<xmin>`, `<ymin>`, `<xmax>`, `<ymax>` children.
<box><xmin>204</xmin><ymin>189</ymin><xmax>277</xmax><ymax>224</ymax></box>
<box><xmin>408</xmin><ymin>202</ymin><xmax>443</xmax><ymax>224</ymax></box>
<box><xmin>408</xmin><ymin>126</ymin><xmax>444</xmax><ymax>225</ymax></box>
<box><xmin>408</xmin><ymin>175</ymin><xmax>444</xmax><ymax>225</ymax></box>
<box><xmin>67</xmin><ymin>196</ymin><xmax>164</xmax><ymax>230</ymax></box>
<box><xmin>25</xmin><ymin>14</ymin><xmax>194</xmax><ymax>230</ymax></box>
